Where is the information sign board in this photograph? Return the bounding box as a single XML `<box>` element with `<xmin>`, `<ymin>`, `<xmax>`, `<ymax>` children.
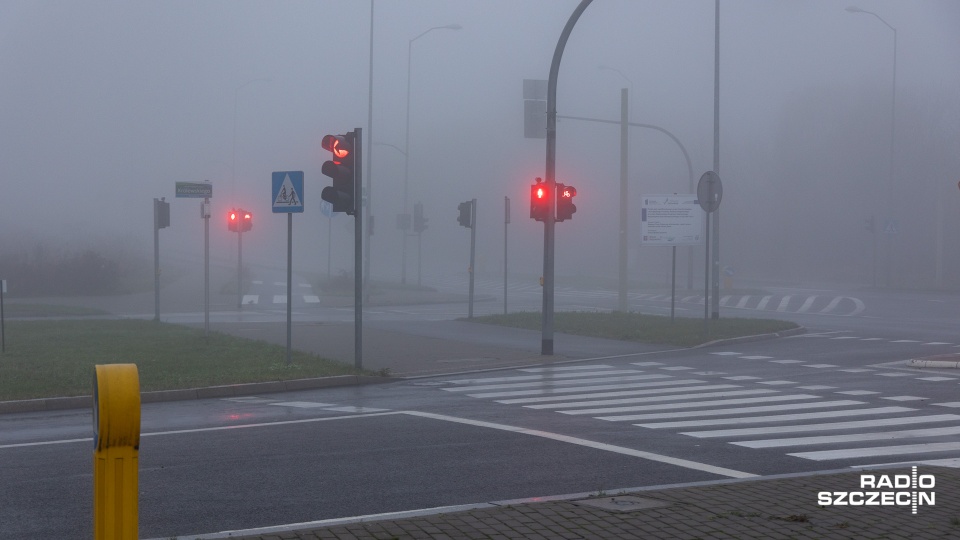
<box><xmin>640</xmin><ymin>194</ymin><xmax>703</xmax><ymax>246</ymax></box>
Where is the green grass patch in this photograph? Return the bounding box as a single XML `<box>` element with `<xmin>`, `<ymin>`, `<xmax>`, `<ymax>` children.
<box><xmin>1</xmin><ymin>303</ymin><xmax>110</xmax><ymax>317</ymax></box>
<box><xmin>0</xmin><ymin>319</ymin><xmax>361</xmax><ymax>401</ymax></box>
<box><xmin>467</xmin><ymin>311</ymin><xmax>799</xmax><ymax>347</ymax></box>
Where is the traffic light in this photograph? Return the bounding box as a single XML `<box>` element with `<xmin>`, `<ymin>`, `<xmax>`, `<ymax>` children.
<box><xmin>556</xmin><ymin>184</ymin><xmax>577</xmax><ymax>222</ymax></box>
<box><xmin>414</xmin><ymin>202</ymin><xmax>428</xmax><ymax>233</ymax></box>
<box><xmin>530</xmin><ymin>177</ymin><xmax>548</xmax><ymax>221</ymax></box>
<box><xmin>458</xmin><ymin>201</ymin><xmax>473</xmax><ymax>228</ymax></box>
<box><xmin>240</xmin><ymin>209</ymin><xmax>253</xmax><ymax>232</ymax></box>
<box><xmin>227</xmin><ymin>209</ymin><xmax>239</xmax><ymax>232</ymax></box>
<box><xmin>154</xmin><ymin>198</ymin><xmax>170</xmax><ymax>229</ymax></box>
<box><xmin>320</xmin><ymin>132</ymin><xmax>356</xmax><ymax>215</ymax></box>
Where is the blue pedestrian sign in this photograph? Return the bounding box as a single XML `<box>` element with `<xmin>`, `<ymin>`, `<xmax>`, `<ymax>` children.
<box><xmin>272</xmin><ymin>171</ymin><xmax>304</xmax><ymax>213</ymax></box>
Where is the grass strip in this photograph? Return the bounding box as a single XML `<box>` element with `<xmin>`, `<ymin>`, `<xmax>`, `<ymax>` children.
<box><xmin>467</xmin><ymin>311</ymin><xmax>799</xmax><ymax>347</ymax></box>
<box><xmin>0</xmin><ymin>319</ymin><xmax>360</xmax><ymax>401</ymax></box>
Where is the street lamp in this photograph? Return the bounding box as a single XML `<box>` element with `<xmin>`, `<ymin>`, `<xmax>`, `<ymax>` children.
<box><xmin>846</xmin><ymin>5</ymin><xmax>897</xmax><ymax>287</ymax></box>
<box><xmin>231</xmin><ymin>77</ymin><xmax>269</xmax><ymax>310</ymax></box>
<box><xmin>402</xmin><ymin>23</ymin><xmax>462</xmax><ymax>284</ymax></box>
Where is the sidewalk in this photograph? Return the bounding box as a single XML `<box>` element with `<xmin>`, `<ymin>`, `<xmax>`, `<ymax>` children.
<box><xmin>185</xmin><ymin>465</ymin><xmax>959</xmax><ymax>539</ymax></box>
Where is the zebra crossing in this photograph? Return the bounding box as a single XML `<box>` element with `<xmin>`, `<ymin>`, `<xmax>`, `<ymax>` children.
<box><xmin>242</xmin><ymin>281</ymin><xmax>319</xmax><ymax>305</ymax></box>
<box><xmin>439</xmin><ymin>364</ymin><xmax>960</xmax><ymax>465</ymax></box>
<box><xmin>428</xmin><ymin>276</ymin><xmax>864</xmax><ymax>316</ymax></box>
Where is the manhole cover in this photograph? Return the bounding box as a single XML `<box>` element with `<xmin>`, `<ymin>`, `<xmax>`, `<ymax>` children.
<box><xmin>573</xmin><ymin>496</ymin><xmax>672</xmax><ymax>513</ymax></box>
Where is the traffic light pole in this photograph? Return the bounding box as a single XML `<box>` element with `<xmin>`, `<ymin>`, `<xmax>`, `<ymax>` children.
<box><xmin>468</xmin><ymin>198</ymin><xmax>476</xmax><ymax>319</ymax></box>
<box><xmin>237</xmin><ymin>230</ymin><xmax>243</xmax><ymax>310</ymax></box>
<box><xmin>542</xmin><ymin>0</ymin><xmax>593</xmax><ymax>356</ymax></box>
<box><xmin>153</xmin><ymin>198</ymin><xmax>161</xmax><ymax>322</ymax></box>
<box><xmin>353</xmin><ymin>128</ymin><xmax>363</xmax><ymax>370</ymax></box>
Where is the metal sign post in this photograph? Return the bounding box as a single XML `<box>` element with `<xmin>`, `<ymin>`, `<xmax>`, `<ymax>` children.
<box><xmin>272</xmin><ymin>171</ymin><xmax>305</xmax><ymax>366</ymax></box>
<box><xmin>174</xmin><ymin>182</ymin><xmax>212</xmax><ymax>336</ymax></box>
<box><xmin>697</xmin><ymin>172</ymin><xmax>723</xmax><ymax>335</ymax></box>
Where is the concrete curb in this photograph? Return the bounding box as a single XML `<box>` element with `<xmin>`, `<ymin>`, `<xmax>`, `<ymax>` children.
<box><xmin>694</xmin><ymin>325</ymin><xmax>807</xmax><ymax>348</ymax></box>
<box><xmin>0</xmin><ymin>375</ymin><xmax>393</xmax><ymax>415</ymax></box>
<box><xmin>908</xmin><ymin>354</ymin><xmax>960</xmax><ymax>369</ymax></box>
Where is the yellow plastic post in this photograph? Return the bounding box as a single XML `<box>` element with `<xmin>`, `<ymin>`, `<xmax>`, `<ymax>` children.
<box><xmin>93</xmin><ymin>364</ymin><xmax>141</xmax><ymax>540</ymax></box>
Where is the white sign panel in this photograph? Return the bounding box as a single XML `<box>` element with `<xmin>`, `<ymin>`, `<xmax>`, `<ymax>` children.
<box><xmin>640</xmin><ymin>194</ymin><xmax>703</xmax><ymax>246</ymax></box>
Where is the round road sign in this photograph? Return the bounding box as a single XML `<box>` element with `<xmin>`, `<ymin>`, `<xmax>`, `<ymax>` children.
<box><xmin>697</xmin><ymin>171</ymin><xmax>723</xmax><ymax>213</ymax></box>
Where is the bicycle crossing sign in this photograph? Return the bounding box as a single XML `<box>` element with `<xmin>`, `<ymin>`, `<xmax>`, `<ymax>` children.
<box><xmin>272</xmin><ymin>171</ymin><xmax>304</xmax><ymax>213</ymax></box>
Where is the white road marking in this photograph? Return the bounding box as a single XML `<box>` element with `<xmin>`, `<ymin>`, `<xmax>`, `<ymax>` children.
<box><xmin>495</xmin><ymin>381</ymin><xmax>723</xmax><ymax>405</ymax></box>
<box><xmin>599</xmin><ymin>400</ymin><xmax>864</xmax><ymax>422</ymax></box>
<box><xmin>404</xmin><ymin>411</ymin><xmax>756</xmax><ymax>479</ymax></box>
<box><xmin>934</xmin><ymin>402</ymin><xmax>960</xmax><ymax>408</ymax></box>
<box><xmin>682</xmin><ymin>415</ymin><xmax>960</xmax><ymax>438</ymax></box>
<box><xmin>756</xmin><ymin>295</ymin><xmax>773</xmax><ymax>310</ymax></box>
<box><xmin>562</xmin><ymin>394</ymin><xmax>818</xmax><ymax>416</ymax></box>
<box><xmin>524</xmin><ymin>388</ymin><xmax>767</xmax><ymax>410</ymax></box>
<box><xmin>836</xmin><ymin>390</ymin><xmax>879</xmax><ymax>396</ymax></box>
<box><xmin>521</xmin><ymin>365</ymin><xmax>613</xmax><ymax>372</ymax></box>
<box><xmin>796</xmin><ymin>296</ymin><xmax>817</xmax><ymax>313</ymax></box>
<box><xmin>467</xmin><ymin>378</ymin><xmax>676</xmax><ymax>399</ymax></box>
<box><xmin>446</xmin><ymin>370</ymin><xmax>636</xmax><ymax>385</ymax></box>
<box><xmin>881</xmin><ymin>396</ymin><xmax>926</xmax><ymax>401</ymax></box>
<box><xmin>443</xmin><ymin>373</ymin><xmax>666</xmax><ymax>393</ymax></box>
<box><xmin>734</xmin><ymin>426</ymin><xmax>960</xmax><ymax>449</ymax></box>
<box><xmin>790</xmin><ymin>442</ymin><xmax>960</xmax><ymax>461</ymax></box>
<box><xmin>917</xmin><ymin>377</ymin><xmax>957</xmax><ymax>382</ymax></box>
<box><xmin>637</xmin><ymin>406</ymin><xmax>915</xmax><ymax>429</ymax></box>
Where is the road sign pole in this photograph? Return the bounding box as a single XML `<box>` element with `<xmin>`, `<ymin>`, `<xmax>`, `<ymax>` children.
<box><xmin>204</xmin><ymin>197</ymin><xmax>210</xmax><ymax>337</ymax></box>
<box><xmin>286</xmin><ymin>212</ymin><xmax>293</xmax><ymax>366</ymax></box>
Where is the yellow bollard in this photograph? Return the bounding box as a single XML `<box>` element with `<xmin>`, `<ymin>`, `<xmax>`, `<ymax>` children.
<box><xmin>93</xmin><ymin>364</ymin><xmax>141</xmax><ymax>540</ymax></box>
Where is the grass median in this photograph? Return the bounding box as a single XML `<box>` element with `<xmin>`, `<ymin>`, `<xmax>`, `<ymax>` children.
<box><xmin>467</xmin><ymin>311</ymin><xmax>800</xmax><ymax>347</ymax></box>
<box><xmin>0</xmin><ymin>319</ymin><xmax>361</xmax><ymax>401</ymax></box>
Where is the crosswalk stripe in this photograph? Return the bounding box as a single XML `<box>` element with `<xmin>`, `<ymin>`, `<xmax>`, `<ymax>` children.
<box><xmin>636</xmin><ymin>406</ymin><xmax>916</xmax><ymax>429</ymax></box>
<box><xmin>526</xmin><ymin>388</ymin><xmax>768</xmax><ymax>410</ymax></box>
<box><xmin>443</xmin><ymin>373</ymin><xmax>664</xmax><ymax>393</ymax></box>
<box><xmin>467</xmin><ymin>377</ymin><xmax>675</xmax><ymax>399</ymax></box>
<box><xmin>446</xmin><ymin>370</ymin><xmax>637</xmax><ymax>385</ymax></box>
<box><xmin>562</xmin><ymin>393</ymin><xmax>818</xmax><ymax>416</ymax></box>
<box><xmin>520</xmin><ymin>365</ymin><xmax>613</xmax><ymax>372</ymax></box>
<box><xmin>682</xmin><ymin>415</ymin><xmax>960</xmax><ymax>438</ymax></box>
<box><xmin>776</xmin><ymin>296</ymin><xmax>792</xmax><ymax>311</ymax></box>
<box><xmin>733</xmin><ymin>425</ymin><xmax>960</xmax><ymax>449</ymax></box>
<box><xmin>796</xmin><ymin>296</ymin><xmax>817</xmax><ymax>313</ymax></box>
<box><xmin>789</xmin><ymin>442</ymin><xmax>960</xmax><ymax>461</ymax></box>
<box><xmin>599</xmin><ymin>399</ymin><xmax>863</xmax><ymax>422</ymax></box>
<box><xmin>494</xmin><ymin>380</ymin><xmax>713</xmax><ymax>404</ymax></box>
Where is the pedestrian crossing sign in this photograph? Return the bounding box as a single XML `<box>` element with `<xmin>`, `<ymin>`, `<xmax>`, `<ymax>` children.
<box><xmin>272</xmin><ymin>171</ymin><xmax>304</xmax><ymax>213</ymax></box>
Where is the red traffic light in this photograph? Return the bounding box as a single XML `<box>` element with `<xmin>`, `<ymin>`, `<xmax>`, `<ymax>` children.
<box><xmin>556</xmin><ymin>183</ymin><xmax>577</xmax><ymax>222</ymax></box>
<box><xmin>530</xmin><ymin>178</ymin><xmax>548</xmax><ymax>222</ymax></box>
<box><xmin>227</xmin><ymin>210</ymin><xmax>239</xmax><ymax>231</ymax></box>
<box><xmin>321</xmin><ymin>134</ymin><xmax>351</xmax><ymax>163</ymax></box>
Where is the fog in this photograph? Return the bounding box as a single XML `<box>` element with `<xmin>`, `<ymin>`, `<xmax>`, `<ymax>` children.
<box><xmin>2</xmin><ymin>0</ymin><xmax>959</xmax><ymax>298</ymax></box>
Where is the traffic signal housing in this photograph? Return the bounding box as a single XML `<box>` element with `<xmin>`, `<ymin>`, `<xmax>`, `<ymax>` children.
<box><xmin>320</xmin><ymin>132</ymin><xmax>356</xmax><ymax>215</ymax></box>
<box><xmin>530</xmin><ymin>178</ymin><xmax>548</xmax><ymax>222</ymax></box>
<box><xmin>227</xmin><ymin>209</ymin><xmax>239</xmax><ymax>232</ymax></box>
<box><xmin>556</xmin><ymin>184</ymin><xmax>577</xmax><ymax>222</ymax></box>
<box><xmin>240</xmin><ymin>209</ymin><xmax>253</xmax><ymax>232</ymax></box>
<box><xmin>414</xmin><ymin>202</ymin><xmax>428</xmax><ymax>233</ymax></box>
<box><xmin>457</xmin><ymin>201</ymin><xmax>473</xmax><ymax>228</ymax></box>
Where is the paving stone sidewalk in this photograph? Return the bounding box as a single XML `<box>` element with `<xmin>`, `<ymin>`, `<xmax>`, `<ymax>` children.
<box><xmin>212</xmin><ymin>465</ymin><xmax>959</xmax><ymax>539</ymax></box>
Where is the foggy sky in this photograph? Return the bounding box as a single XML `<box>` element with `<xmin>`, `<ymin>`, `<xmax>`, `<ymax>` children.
<box><xmin>2</xmin><ymin>0</ymin><xmax>958</xmax><ymax>290</ymax></box>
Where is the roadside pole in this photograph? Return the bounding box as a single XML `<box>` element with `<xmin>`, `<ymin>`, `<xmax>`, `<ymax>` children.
<box><xmin>542</xmin><ymin>0</ymin><xmax>593</xmax><ymax>355</ymax></box>
<box><xmin>272</xmin><ymin>171</ymin><xmax>305</xmax><ymax>366</ymax></box>
<box><xmin>203</xmin><ymin>196</ymin><xmax>210</xmax><ymax>337</ymax></box>
<box><xmin>468</xmin><ymin>198</ymin><xmax>477</xmax><ymax>319</ymax></box>
<box><xmin>504</xmin><ymin>196</ymin><xmax>510</xmax><ymax>315</ymax></box>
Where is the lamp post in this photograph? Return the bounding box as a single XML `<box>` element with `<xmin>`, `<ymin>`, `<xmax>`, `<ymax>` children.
<box><xmin>599</xmin><ymin>66</ymin><xmax>632</xmax><ymax>312</ymax></box>
<box><xmin>402</xmin><ymin>23</ymin><xmax>461</xmax><ymax>284</ymax></box>
<box><xmin>231</xmin><ymin>77</ymin><xmax>269</xmax><ymax>310</ymax></box>
<box><xmin>846</xmin><ymin>5</ymin><xmax>897</xmax><ymax>287</ymax></box>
